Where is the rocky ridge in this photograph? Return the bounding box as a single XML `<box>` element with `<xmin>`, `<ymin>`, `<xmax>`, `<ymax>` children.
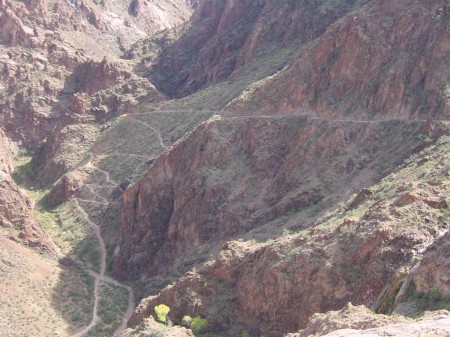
<box><xmin>0</xmin><ymin>0</ymin><xmax>196</xmax><ymax>148</ymax></box>
<box><xmin>0</xmin><ymin>0</ymin><xmax>196</xmax><ymax>336</ymax></box>
<box><xmin>113</xmin><ymin>116</ymin><xmax>443</xmax><ymax>281</ymax></box>
<box><xmin>148</xmin><ymin>0</ymin><xmax>366</xmax><ymax>98</ymax></box>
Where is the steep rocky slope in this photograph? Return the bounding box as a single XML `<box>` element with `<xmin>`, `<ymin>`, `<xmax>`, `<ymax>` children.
<box><xmin>0</xmin><ymin>0</ymin><xmax>449</xmax><ymax>336</ymax></box>
<box><xmin>0</xmin><ymin>0</ymin><xmax>197</xmax><ymax>336</ymax></box>
<box><xmin>0</xmin><ymin>235</ymin><xmax>72</xmax><ymax>336</ymax></box>
<box><xmin>124</xmin><ymin>123</ymin><xmax>449</xmax><ymax>336</ymax></box>
<box><xmin>148</xmin><ymin>0</ymin><xmax>367</xmax><ymax>97</ymax></box>
<box><xmin>113</xmin><ymin>117</ymin><xmax>443</xmax><ymax>281</ymax></box>
<box><xmin>0</xmin><ymin>0</ymin><xmax>195</xmax><ymax>148</ymax></box>
<box><xmin>0</xmin><ymin>129</ymin><xmax>55</xmax><ymax>254</ymax></box>
<box><xmin>228</xmin><ymin>0</ymin><xmax>450</xmax><ymax>119</ymax></box>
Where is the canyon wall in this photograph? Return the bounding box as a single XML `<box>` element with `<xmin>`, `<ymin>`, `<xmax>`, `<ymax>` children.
<box><xmin>228</xmin><ymin>0</ymin><xmax>450</xmax><ymax>119</ymax></box>
<box><xmin>0</xmin><ymin>129</ymin><xmax>56</xmax><ymax>254</ymax></box>
<box><xmin>124</xmin><ymin>122</ymin><xmax>449</xmax><ymax>336</ymax></box>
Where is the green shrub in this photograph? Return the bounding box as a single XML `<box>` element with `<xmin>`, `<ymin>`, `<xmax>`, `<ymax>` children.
<box><xmin>182</xmin><ymin>315</ymin><xmax>193</xmax><ymax>327</ymax></box>
<box><xmin>17</xmin><ymin>148</ymin><xmax>30</xmax><ymax>158</ymax></box>
<box><xmin>154</xmin><ymin>304</ymin><xmax>170</xmax><ymax>323</ymax></box>
<box><xmin>406</xmin><ymin>287</ymin><xmax>450</xmax><ymax>312</ymax></box>
<box><xmin>241</xmin><ymin>331</ymin><xmax>250</xmax><ymax>337</ymax></box>
<box><xmin>191</xmin><ymin>316</ymin><xmax>208</xmax><ymax>333</ymax></box>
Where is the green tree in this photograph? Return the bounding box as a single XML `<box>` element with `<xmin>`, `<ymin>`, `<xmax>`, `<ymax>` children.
<box><xmin>154</xmin><ymin>304</ymin><xmax>170</xmax><ymax>323</ymax></box>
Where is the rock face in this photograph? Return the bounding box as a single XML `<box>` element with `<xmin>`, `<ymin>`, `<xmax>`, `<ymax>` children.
<box><xmin>289</xmin><ymin>303</ymin><xmax>410</xmax><ymax>337</ymax></box>
<box><xmin>150</xmin><ymin>0</ymin><xmax>362</xmax><ymax>97</ymax></box>
<box><xmin>0</xmin><ymin>0</ymin><xmax>448</xmax><ymax>336</ymax></box>
<box><xmin>69</xmin><ymin>58</ymin><xmax>133</xmax><ymax>96</ymax></box>
<box><xmin>46</xmin><ymin>172</ymin><xmax>84</xmax><ymax>207</ymax></box>
<box><xmin>113</xmin><ymin>117</ymin><xmax>445</xmax><ymax>281</ymax></box>
<box><xmin>32</xmin><ymin>123</ymin><xmax>100</xmax><ymax>186</ymax></box>
<box><xmin>0</xmin><ymin>0</ymin><xmax>42</xmax><ymax>47</ymax></box>
<box><xmin>287</xmin><ymin>304</ymin><xmax>450</xmax><ymax>337</ymax></box>
<box><xmin>411</xmin><ymin>229</ymin><xmax>450</xmax><ymax>296</ymax></box>
<box><xmin>0</xmin><ymin>129</ymin><xmax>56</xmax><ymax>254</ymax></box>
<box><xmin>130</xmin><ymin>0</ymin><xmax>196</xmax><ymax>34</ymax></box>
<box><xmin>229</xmin><ymin>0</ymin><xmax>450</xmax><ymax>119</ymax></box>
<box><xmin>124</xmin><ymin>122</ymin><xmax>449</xmax><ymax>336</ymax></box>
<box><xmin>123</xmin><ymin>316</ymin><xmax>194</xmax><ymax>337</ymax></box>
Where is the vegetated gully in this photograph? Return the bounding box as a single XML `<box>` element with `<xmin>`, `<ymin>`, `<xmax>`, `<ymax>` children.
<box><xmin>62</xmin><ymin>113</ymin><xmax>168</xmax><ymax>337</ymax></box>
<box><xmin>71</xmin><ymin>153</ymin><xmax>135</xmax><ymax>337</ymax></box>
<box><xmin>60</xmin><ymin>112</ymin><xmax>440</xmax><ymax>336</ymax></box>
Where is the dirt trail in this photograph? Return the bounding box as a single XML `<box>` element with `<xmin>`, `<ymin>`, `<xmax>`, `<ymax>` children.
<box><xmin>125</xmin><ymin>114</ymin><xmax>168</xmax><ymax>150</ymax></box>
<box><xmin>223</xmin><ymin>113</ymin><xmax>432</xmax><ymax>123</ymax></box>
<box><xmin>71</xmin><ymin>199</ymin><xmax>103</xmax><ymax>337</ymax></box>
<box><xmin>85</xmin><ymin>184</ymin><xmax>111</xmax><ymax>204</ymax></box>
<box><xmin>103</xmin><ymin>153</ymin><xmax>151</xmax><ymax>159</ymax></box>
<box><xmin>86</xmin><ymin>153</ymin><xmax>122</xmax><ymax>189</ymax></box>
<box><xmin>129</xmin><ymin>110</ymin><xmax>438</xmax><ymax>123</ymax></box>
<box><xmin>70</xmin><ymin>153</ymin><xmax>135</xmax><ymax>337</ymax></box>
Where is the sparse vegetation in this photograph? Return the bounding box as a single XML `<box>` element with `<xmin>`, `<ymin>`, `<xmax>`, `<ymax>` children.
<box><xmin>182</xmin><ymin>315</ymin><xmax>193</xmax><ymax>327</ymax></box>
<box><xmin>405</xmin><ymin>288</ymin><xmax>450</xmax><ymax>313</ymax></box>
<box><xmin>191</xmin><ymin>316</ymin><xmax>208</xmax><ymax>334</ymax></box>
<box><xmin>154</xmin><ymin>304</ymin><xmax>171</xmax><ymax>323</ymax></box>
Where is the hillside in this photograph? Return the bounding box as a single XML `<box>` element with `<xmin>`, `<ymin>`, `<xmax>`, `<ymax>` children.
<box><xmin>0</xmin><ymin>0</ymin><xmax>448</xmax><ymax>337</ymax></box>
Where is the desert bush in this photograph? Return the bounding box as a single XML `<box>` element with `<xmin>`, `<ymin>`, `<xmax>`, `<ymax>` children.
<box><xmin>154</xmin><ymin>304</ymin><xmax>170</xmax><ymax>323</ymax></box>
<box><xmin>182</xmin><ymin>315</ymin><xmax>193</xmax><ymax>327</ymax></box>
<box><xmin>191</xmin><ymin>316</ymin><xmax>208</xmax><ymax>333</ymax></box>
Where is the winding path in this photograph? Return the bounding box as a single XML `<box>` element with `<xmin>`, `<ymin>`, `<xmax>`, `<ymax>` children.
<box><xmin>125</xmin><ymin>114</ymin><xmax>168</xmax><ymax>150</ymax></box>
<box><xmin>70</xmin><ymin>153</ymin><xmax>135</xmax><ymax>337</ymax></box>
<box><xmin>85</xmin><ymin>153</ymin><xmax>122</xmax><ymax>190</ymax></box>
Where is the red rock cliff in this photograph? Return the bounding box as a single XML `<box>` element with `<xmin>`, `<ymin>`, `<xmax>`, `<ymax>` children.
<box><xmin>229</xmin><ymin>0</ymin><xmax>450</xmax><ymax>119</ymax></box>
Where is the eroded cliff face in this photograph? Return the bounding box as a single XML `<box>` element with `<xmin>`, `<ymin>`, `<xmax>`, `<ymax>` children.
<box><xmin>124</xmin><ymin>122</ymin><xmax>449</xmax><ymax>336</ymax></box>
<box><xmin>29</xmin><ymin>57</ymin><xmax>165</xmax><ymax>185</ymax></box>
<box><xmin>149</xmin><ymin>0</ymin><xmax>365</xmax><ymax>97</ymax></box>
<box><xmin>410</xmin><ymin>229</ymin><xmax>450</xmax><ymax>296</ymax></box>
<box><xmin>129</xmin><ymin>0</ymin><xmax>196</xmax><ymax>35</ymax></box>
<box><xmin>229</xmin><ymin>0</ymin><xmax>450</xmax><ymax>119</ymax></box>
<box><xmin>0</xmin><ymin>129</ymin><xmax>56</xmax><ymax>254</ymax></box>
<box><xmin>1</xmin><ymin>0</ymin><xmax>449</xmax><ymax>336</ymax></box>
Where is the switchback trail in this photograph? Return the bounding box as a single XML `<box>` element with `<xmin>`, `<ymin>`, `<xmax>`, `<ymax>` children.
<box><xmin>70</xmin><ymin>153</ymin><xmax>135</xmax><ymax>337</ymax></box>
